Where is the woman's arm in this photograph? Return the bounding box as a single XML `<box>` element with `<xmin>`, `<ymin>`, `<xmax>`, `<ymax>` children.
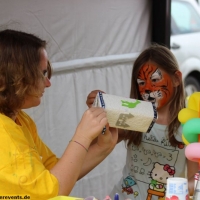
<box><xmin>78</xmin><ymin>126</ymin><xmax>118</xmax><ymax>179</ymax></box>
<box><xmin>50</xmin><ymin>107</ymin><xmax>118</xmax><ymax>196</ymax></box>
<box><xmin>78</xmin><ymin>127</ymin><xmax>127</xmax><ymax>180</ymax></box>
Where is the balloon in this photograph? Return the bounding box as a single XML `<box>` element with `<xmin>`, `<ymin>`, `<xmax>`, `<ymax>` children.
<box><xmin>187</xmin><ymin>92</ymin><xmax>200</xmax><ymax>111</ymax></box>
<box><xmin>185</xmin><ymin>143</ymin><xmax>200</xmax><ymax>163</ymax></box>
<box><xmin>178</xmin><ymin>92</ymin><xmax>200</xmax><ymax>163</ymax></box>
<box><xmin>182</xmin><ymin>118</ymin><xmax>200</xmax><ymax>144</ymax></box>
<box><xmin>178</xmin><ymin>108</ymin><xmax>198</xmax><ymax>124</ymax></box>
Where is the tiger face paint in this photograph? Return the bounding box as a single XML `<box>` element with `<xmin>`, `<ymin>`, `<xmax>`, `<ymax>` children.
<box><xmin>137</xmin><ymin>63</ymin><xmax>174</xmax><ymax>109</ymax></box>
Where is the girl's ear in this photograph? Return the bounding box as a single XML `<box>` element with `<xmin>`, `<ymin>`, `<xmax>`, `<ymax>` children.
<box><xmin>173</xmin><ymin>70</ymin><xmax>182</xmax><ymax>87</ymax></box>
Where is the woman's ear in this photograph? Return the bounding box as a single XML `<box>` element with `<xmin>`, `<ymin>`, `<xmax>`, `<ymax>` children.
<box><xmin>173</xmin><ymin>70</ymin><xmax>182</xmax><ymax>87</ymax></box>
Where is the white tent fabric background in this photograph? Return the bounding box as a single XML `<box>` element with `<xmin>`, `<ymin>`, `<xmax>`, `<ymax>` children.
<box><xmin>0</xmin><ymin>0</ymin><xmax>151</xmax><ymax>199</ymax></box>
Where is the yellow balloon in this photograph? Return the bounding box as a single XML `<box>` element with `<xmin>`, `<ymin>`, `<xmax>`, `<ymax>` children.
<box><xmin>178</xmin><ymin>108</ymin><xmax>198</xmax><ymax>124</ymax></box>
<box><xmin>182</xmin><ymin>134</ymin><xmax>190</xmax><ymax>145</ymax></box>
<box><xmin>178</xmin><ymin>92</ymin><xmax>200</xmax><ymax>146</ymax></box>
<box><xmin>188</xmin><ymin>92</ymin><xmax>200</xmax><ymax>111</ymax></box>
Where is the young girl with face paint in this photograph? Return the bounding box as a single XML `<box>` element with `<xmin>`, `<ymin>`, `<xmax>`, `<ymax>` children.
<box><xmin>86</xmin><ymin>44</ymin><xmax>198</xmax><ymax>200</ymax></box>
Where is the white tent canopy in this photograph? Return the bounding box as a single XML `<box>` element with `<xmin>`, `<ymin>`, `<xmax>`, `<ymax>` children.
<box><xmin>0</xmin><ymin>0</ymin><xmax>151</xmax><ymax>198</ymax></box>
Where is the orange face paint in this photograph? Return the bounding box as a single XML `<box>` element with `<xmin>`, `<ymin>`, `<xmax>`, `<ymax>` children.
<box><xmin>137</xmin><ymin>63</ymin><xmax>174</xmax><ymax>109</ymax></box>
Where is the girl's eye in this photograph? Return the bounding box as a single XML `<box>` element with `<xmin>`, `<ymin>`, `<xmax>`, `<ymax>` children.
<box><xmin>152</xmin><ymin>78</ymin><xmax>159</xmax><ymax>83</ymax></box>
<box><xmin>138</xmin><ymin>82</ymin><xmax>145</xmax><ymax>86</ymax></box>
<box><xmin>137</xmin><ymin>79</ymin><xmax>145</xmax><ymax>86</ymax></box>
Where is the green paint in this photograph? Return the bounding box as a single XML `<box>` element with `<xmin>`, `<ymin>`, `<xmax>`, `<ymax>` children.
<box><xmin>121</xmin><ymin>100</ymin><xmax>141</xmax><ymax>108</ymax></box>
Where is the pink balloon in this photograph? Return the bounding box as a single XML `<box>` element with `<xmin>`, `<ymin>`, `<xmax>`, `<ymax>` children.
<box><xmin>185</xmin><ymin>143</ymin><xmax>200</xmax><ymax>162</ymax></box>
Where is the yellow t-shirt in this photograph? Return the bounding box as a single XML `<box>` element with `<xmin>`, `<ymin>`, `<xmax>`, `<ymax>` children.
<box><xmin>0</xmin><ymin>111</ymin><xmax>59</xmax><ymax>199</ymax></box>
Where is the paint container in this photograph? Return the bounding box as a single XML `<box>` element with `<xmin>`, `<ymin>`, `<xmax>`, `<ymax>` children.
<box><xmin>165</xmin><ymin>177</ymin><xmax>189</xmax><ymax>200</ymax></box>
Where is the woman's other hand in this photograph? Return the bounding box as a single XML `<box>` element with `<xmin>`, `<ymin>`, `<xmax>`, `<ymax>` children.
<box><xmin>96</xmin><ymin>123</ymin><xmax>118</xmax><ymax>154</ymax></box>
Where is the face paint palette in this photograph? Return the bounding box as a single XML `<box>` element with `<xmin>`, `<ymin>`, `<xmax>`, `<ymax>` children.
<box><xmin>93</xmin><ymin>92</ymin><xmax>157</xmax><ymax>133</ymax></box>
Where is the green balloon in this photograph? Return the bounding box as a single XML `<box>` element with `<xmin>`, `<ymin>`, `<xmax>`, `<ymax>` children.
<box><xmin>183</xmin><ymin>118</ymin><xmax>200</xmax><ymax>143</ymax></box>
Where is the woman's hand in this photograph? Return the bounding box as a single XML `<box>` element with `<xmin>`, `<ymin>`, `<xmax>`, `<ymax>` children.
<box><xmin>96</xmin><ymin>123</ymin><xmax>118</xmax><ymax>154</ymax></box>
<box><xmin>86</xmin><ymin>90</ymin><xmax>105</xmax><ymax>108</ymax></box>
<box><xmin>74</xmin><ymin>107</ymin><xmax>108</xmax><ymax>143</ymax></box>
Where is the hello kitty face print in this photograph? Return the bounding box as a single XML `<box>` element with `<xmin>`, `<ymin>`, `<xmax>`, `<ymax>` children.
<box><xmin>137</xmin><ymin>62</ymin><xmax>174</xmax><ymax>109</ymax></box>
